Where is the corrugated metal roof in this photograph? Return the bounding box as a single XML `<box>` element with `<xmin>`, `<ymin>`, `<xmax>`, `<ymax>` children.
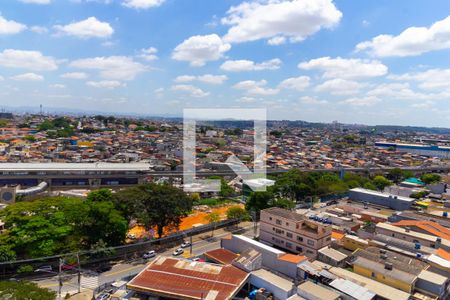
<box><xmin>330</xmin><ymin>278</ymin><xmax>375</xmax><ymax>300</ymax></box>
<box><xmin>127</xmin><ymin>257</ymin><xmax>249</xmax><ymax>300</ymax></box>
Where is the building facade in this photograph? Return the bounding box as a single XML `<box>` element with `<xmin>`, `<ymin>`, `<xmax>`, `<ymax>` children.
<box><xmin>259</xmin><ymin>207</ymin><xmax>332</xmax><ymax>259</ymax></box>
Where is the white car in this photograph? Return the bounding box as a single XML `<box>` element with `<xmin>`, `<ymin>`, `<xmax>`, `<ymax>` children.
<box><xmin>180</xmin><ymin>241</ymin><xmax>191</xmax><ymax>248</ymax></box>
<box><xmin>173</xmin><ymin>248</ymin><xmax>184</xmax><ymax>256</ymax></box>
<box><xmin>143</xmin><ymin>250</ymin><xmax>156</xmax><ymax>259</ymax></box>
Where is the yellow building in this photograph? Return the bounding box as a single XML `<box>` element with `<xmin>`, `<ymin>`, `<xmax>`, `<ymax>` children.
<box><xmin>352</xmin><ymin>247</ymin><xmax>428</xmax><ymax>293</ymax></box>
<box><xmin>343</xmin><ymin>234</ymin><xmax>369</xmax><ymax>251</ymax></box>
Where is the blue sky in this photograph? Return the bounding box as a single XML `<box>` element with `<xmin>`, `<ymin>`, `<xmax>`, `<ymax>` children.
<box><xmin>2</xmin><ymin>0</ymin><xmax>450</xmax><ymax>127</ymax></box>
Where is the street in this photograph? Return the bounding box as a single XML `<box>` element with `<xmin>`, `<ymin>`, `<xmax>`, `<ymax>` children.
<box><xmin>34</xmin><ymin>223</ymin><xmax>259</xmax><ymax>297</ymax></box>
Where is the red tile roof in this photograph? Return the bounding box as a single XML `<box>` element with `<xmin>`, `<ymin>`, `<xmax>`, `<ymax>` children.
<box><xmin>127</xmin><ymin>257</ymin><xmax>249</xmax><ymax>300</ymax></box>
<box><xmin>392</xmin><ymin>220</ymin><xmax>450</xmax><ymax>241</ymax></box>
<box><xmin>204</xmin><ymin>248</ymin><xmax>239</xmax><ymax>265</ymax></box>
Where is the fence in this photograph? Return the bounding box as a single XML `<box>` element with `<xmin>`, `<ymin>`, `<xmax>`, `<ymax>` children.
<box><xmin>0</xmin><ymin>218</ymin><xmax>240</xmax><ymax>279</ymax></box>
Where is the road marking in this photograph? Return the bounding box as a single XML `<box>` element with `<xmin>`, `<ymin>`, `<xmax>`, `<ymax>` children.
<box><xmin>103</xmin><ymin>265</ymin><xmax>145</xmax><ymax>277</ymax></box>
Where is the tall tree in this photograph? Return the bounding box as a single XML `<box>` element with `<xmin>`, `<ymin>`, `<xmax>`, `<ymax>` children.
<box><xmin>87</xmin><ymin>188</ymin><xmax>113</xmax><ymax>202</ymax></box>
<box><xmin>205</xmin><ymin>212</ymin><xmax>220</xmax><ymax>237</ymax></box>
<box><xmin>0</xmin><ymin>281</ymin><xmax>56</xmax><ymax>300</ymax></box>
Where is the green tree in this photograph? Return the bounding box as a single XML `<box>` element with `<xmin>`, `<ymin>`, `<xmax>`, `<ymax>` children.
<box><xmin>245</xmin><ymin>191</ymin><xmax>275</xmax><ymax>219</ymax></box>
<box><xmin>0</xmin><ymin>281</ymin><xmax>56</xmax><ymax>299</ymax></box>
<box><xmin>205</xmin><ymin>212</ymin><xmax>220</xmax><ymax>236</ymax></box>
<box><xmin>388</xmin><ymin>168</ymin><xmax>403</xmax><ymax>183</ymax></box>
<box><xmin>274</xmin><ymin>198</ymin><xmax>295</xmax><ymax>209</ymax></box>
<box><xmin>363</xmin><ymin>182</ymin><xmax>377</xmax><ymax>190</ymax></box>
<box><xmin>420</xmin><ymin>174</ymin><xmax>441</xmax><ymax>184</ymax></box>
<box><xmin>226</xmin><ymin>206</ymin><xmax>248</xmax><ymax>220</ymax></box>
<box><xmin>0</xmin><ymin>245</ymin><xmax>16</xmax><ymax>262</ymax></box>
<box><xmin>115</xmin><ymin>184</ymin><xmax>192</xmax><ymax>238</ymax></box>
<box><xmin>372</xmin><ymin>175</ymin><xmax>392</xmax><ymax>191</ymax></box>
<box><xmin>87</xmin><ymin>188</ymin><xmax>113</xmax><ymax>202</ymax></box>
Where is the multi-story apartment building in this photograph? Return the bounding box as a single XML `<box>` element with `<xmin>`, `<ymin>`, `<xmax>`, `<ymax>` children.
<box><xmin>259</xmin><ymin>207</ymin><xmax>332</xmax><ymax>259</ymax></box>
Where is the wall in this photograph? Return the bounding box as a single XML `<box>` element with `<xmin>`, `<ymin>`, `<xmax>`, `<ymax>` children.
<box><xmin>353</xmin><ymin>264</ymin><xmax>413</xmax><ymax>293</ymax></box>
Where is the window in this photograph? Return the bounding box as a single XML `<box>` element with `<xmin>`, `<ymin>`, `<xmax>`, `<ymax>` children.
<box><xmin>326</xmin><ymin>237</ymin><xmax>331</xmax><ymax>241</ymax></box>
<box><xmin>269</xmin><ymin>217</ymin><xmax>272</xmax><ymax>220</ymax></box>
<box><xmin>276</xmin><ymin>219</ymin><xmax>282</xmax><ymax>225</ymax></box>
<box><xmin>275</xmin><ymin>229</ymin><xmax>284</xmax><ymax>234</ymax></box>
<box><xmin>286</xmin><ymin>242</ymin><xmax>292</xmax><ymax>249</ymax></box>
<box><xmin>297</xmin><ymin>236</ymin><xmax>303</xmax><ymax>242</ymax></box>
<box><xmin>307</xmin><ymin>239</ymin><xmax>314</xmax><ymax>246</ymax></box>
<box><xmin>371</xmin><ymin>272</ymin><xmax>376</xmax><ymax>278</ymax></box>
<box><xmin>296</xmin><ymin>246</ymin><xmax>303</xmax><ymax>252</ymax></box>
<box><xmin>306</xmin><ymin>250</ymin><xmax>314</xmax><ymax>254</ymax></box>
<box><xmin>286</xmin><ymin>222</ymin><xmax>289</xmax><ymax>226</ymax></box>
<box><xmin>287</xmin><ymin>232</ymin><xmax>293</xmax><ymax>238</ymax></box>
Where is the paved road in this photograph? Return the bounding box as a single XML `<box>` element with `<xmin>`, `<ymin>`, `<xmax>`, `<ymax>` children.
<box><xmin>35</xmin><ymin>223</ymin><xmax>259</xmax><ymax>297</ymax></box>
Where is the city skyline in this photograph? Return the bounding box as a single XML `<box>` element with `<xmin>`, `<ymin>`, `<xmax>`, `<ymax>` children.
<box><xmin>2</xmin><ymin>0</ymin><xmax>450</xmax><ymax>127</ymax></box>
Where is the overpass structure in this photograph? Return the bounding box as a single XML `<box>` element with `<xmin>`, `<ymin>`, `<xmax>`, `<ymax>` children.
<box><xmin>0</xmin><ymin>163</ymin><xmax>449</xmax><ymax>189</ymax></box>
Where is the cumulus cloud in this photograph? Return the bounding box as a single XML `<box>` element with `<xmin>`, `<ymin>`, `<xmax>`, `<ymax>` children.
<box><xmin>236</xmin><ymin>96</ymin><xmax>257</xmax><ymax>103</ymax></box>
<box><xmin>314</xmin><ymin>78</ymin><xmax>366</xmax><ymax>95</ymax></box>
<box><xmin>298</xmin><ymin>56</ymin><xmax>387</xmax><ymax>79</ymax></box>
<box><xmin>222</xmin><ymin>0</ymin><xmax>342</xmax><ymax>44</ymax></box>
<box><xmin>54</xmin><ymin>17</ymin><xmax>113</xmax><ymax>39</ymax></box>
<box><xmin>367</xmin><ymin>83</ymin><xmax>429</xmax><ymax>100</ymax></box>
<box><xmin>10</xmin><ymin>72</ymin><xmax>44</xmax><ymax>81</ymax></box>
<box><xmin>220</xmin><ymin>58</ymin><xmax>281</xmax><ymax>72</ymax></box>
<box><xmin>389</xmin><ymin>68</ymin><xmax>450</xmax><ymax>90</ymax></box>
<box><xmin>49</xmin><ymin>84</ymin><xmax>65</xmax><ymax>88</ymax></box>
<box><xmin>139</xmin><ymin>47</ymin><xmax>158</xmax><ymax>61</ymax></box>
<box><xmin>267</xmin><ymin>36</ymin><xmax>287</xmax><ymax>46</ymax></box>
<box><xmin>69</xmin><ymin>56</ymin><xmax>146</xmax><ymax>80</ymax></box>
<box><xmin>340</xmin><ymin>96</ymin><xmax>381</xmax><ymax>106</ymax></box>
<box><xmin>233</xmin><ymin>80</ymin><xmax>279</xmax><ymax>96</ymax></box>
<box><xmin>86</xmin><ymin>80</ymin><xmax>125</xmax><ymax>89</ymax></box>
<box><xmin>61</xmin><ymin>72</ymin><xmax>88</xmax><ymax>79</ymax></box>
<box><xmin>356</xmin><ymin>15</ymin><xmax>450</xmax><ymax>57</ymax></box>
<box><xmin>0</xmin><ymin>16</ymin><xmax>27</xmax><ymax>35</ymax></box>
<box><xmin>18</xmin><ymin>0</ymin><xmax>50</xmax><ymax>4</ymax></box>
<box><xmin>172</xmin><ymin>34</ymin><xmax>231</xmax><ymax>67</ymax></box>
<box><xmin>174</xmin><ymin>74</ymin><xmax>228</xmax><ymax>85</ymax></box>
<box><xmin>122</xmin><ymin>0</ymin><xmax>165</xmax><ymax>9</ymax></box>
<box><xmin>171</xmin><ymin>84</ymin><xmax>210</xmax><ymax>97</ymax></box>
<box><xmin>0</xmin><ymin>49</ymin><xmax>58</xmax><ymax>71</ymax></box>
<box><xmin>278</xmin><ymin>76</ymin><xmax>310</xmax><ymax>91</ymax></box>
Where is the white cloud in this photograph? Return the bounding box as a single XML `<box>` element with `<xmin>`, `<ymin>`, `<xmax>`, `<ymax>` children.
<box><xmin>220</xmin><ymin>58</ymin><xmax>281</xmax><ymax>72</ymax></box>
<box><xmin>54</xmin><ymin>17</ymin><xmax>113</xmax><ymax>39</ymax></box>
<box><xmin>233</xmin><ymin>80</ymin><xmax>279</xmax><ymax>96</ymax></box>
<box><xmin>172</xmin><ymin>34</ymin><xmax>231</xmax><ymax>67</ymax></box>
<box><xmin>30</xmin><ymin>26</ymin><xmax>48</xmax><ymax>34</ymax></box>
<box><xmin>300</xmin><ymin>96</ymin><xmax>328</xmax><ymax>105</ymax></box>
<box><xmin>61</xmin><ymin>72</ymin><xmax>88</xmax><ymax>79</ymax></box>
<box><xmin>69</xmin><ymin>56</ymin><xmax>146</xmax><ymax>80</ymax></box>
<box><xmin>139</xmin><ymin>47</ymin><xmax>158</xmax><ymax>61</ymax></box>
<box><xmin>87</xmin><ymin>80</ymin><xmax>125</xmax><ymax>89</ymax></box>
<box><xmin>267</xmin><ymin>36</ymin><xmax>286</xmax><ymax>46</ymax></box>
<box><xmin>298</xmin><ymin>56</ymin><xmax>387</xmax><ymax>79</ymax></box>
<box><xmin>367</xmin><ymin>83</ymin><xmax>428</xmax><ymax>100</ymax></box>
<box><xmin>122</xmin><ymin>0</ymin><xmax>165</xmax><ymax>9</ymax></box>
<box><xmin>314</xmin><ymin>78</ymin><xmax>365</xmax><ymax>95</ymax></box>
<box><xmin>174</xmin><ymin>74</ymin><xmax>227</xmax><ymax>85</ymax></box>
<box><xmin>222</xmin><ymin>0</ymin><xmax>342</xmax><ymax>44</ymax></box>
<box><xmin>49</xmin><ymin>84</ymin><xmax>65</xmax><ymax>88</ymax></box>
<box><xmin>0</xmin><ymin>16</ymin><xmax>27</xmax><ymax>35</ymax></box>
<box><xmin>412</xmin><ymin>101</ymin><xmax>434</xmax><ymax>109</ymax></box>
<box><xmin>0</xmin><ymin>49</ymin><xmax>58</xmax><ymax>71</ymax></box>
<box><xmin>356</xmin><ymin>15</ymin><xmax>450</xmax><ymax>57</ymax></box>
<box><xmin>10</xmin><ymin>73</ymin><xmax>44</xmax><ymax>81</ymax></box>
<box><xmin>389</xmin><ymin>69</ymin><xmax>450</xmax><ymax>90</ymax></box>
<box><xmin>18</xmin><ymin>0</ymin><xmax>50</xmax><ymax>4</ymax></box>
<box><xmin>171</xmin><ymin>84</ymin><xmax>210</xmax><ymax>97</ymax></box>
<box><xmin>278</xmin><ymin>76</ymin><xmax>310</xmax><ymax>91</ymax></box>
<box><xmin>0</xmin><ymin>76</ymin><xmax>4</xmax><ymax>81</ymax></box>
<box><xmin>340</xmin><ymin>96</ymin><xmax>381</xmax><ymax>106</ymax></box>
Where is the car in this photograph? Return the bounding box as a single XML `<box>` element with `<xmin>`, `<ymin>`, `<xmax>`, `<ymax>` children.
<box><xmin>180</xmin><ymin>241</ymin><xmax>191</xmax><ymax>248</ymax></box>
<box><xmin>172</xmin><ymin>248</ymin><xmax>184</xmax><ymax>256</ymax></box>
<box><xmin>143</xmin><ymin>250</ymin><xmax>156</xmax><ymax>259</ymax></box>
<box><xmin>34</xmin><ymin>265</ymin><xmax>53</xmax><ymax>273</ymax></box>
<box><xmin>93</xmin><ymin>264</ymin><xmax>112</xmax><ymax>273</ymax></box>
<box><xmin>95</xmin><ymin>293</ymin><xmax>110</xmax><ymax>300</ymax></box>
<box><xmin>191</xmin><ymin>257</ymin><xmax>200</xmax><ymax>262</ymax></box>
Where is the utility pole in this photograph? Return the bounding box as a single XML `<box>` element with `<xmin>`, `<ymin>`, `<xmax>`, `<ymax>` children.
<box><xmin>189</xmin><ymin>235</ymin><xmax>193</xmax><ymax>257</ymax></box>
<box><xmin>58</xmin><ymin>258</ymin><xmax>63</xmax><ymax>300</ymax></box>
<box><xmin>77</xmin><ymin>252</ymin><xmax>81</xmax><ymax>294</ymax></box>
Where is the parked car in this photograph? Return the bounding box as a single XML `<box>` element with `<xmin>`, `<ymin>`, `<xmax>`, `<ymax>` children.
<box><xmin>180</xmin><ymin>241</ymin><xmax>191</xmax><ymax>248</ymax></box>
<box><xmin>94</xmin><ymin>264</ymin><xmax>112</xmax><ymax>273</ymax></box>
<box><xmin>143</xmin><ymin>250</ymin><xmax>156</xmax><ymax>259</ymax></box>
<box><xmin>95</xmin><ymin>293</ymin><xmax>110</xmax><ymax>300</ymax></box>
<box><xmin>34</xmin><ymin>265</ymin><xmax>52</xmax><ymax>273</ymax></box>
<box><xmin>173</xmin><ymin>248</ymin><xmax>184</xmax><ymax>256</ymax></box>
